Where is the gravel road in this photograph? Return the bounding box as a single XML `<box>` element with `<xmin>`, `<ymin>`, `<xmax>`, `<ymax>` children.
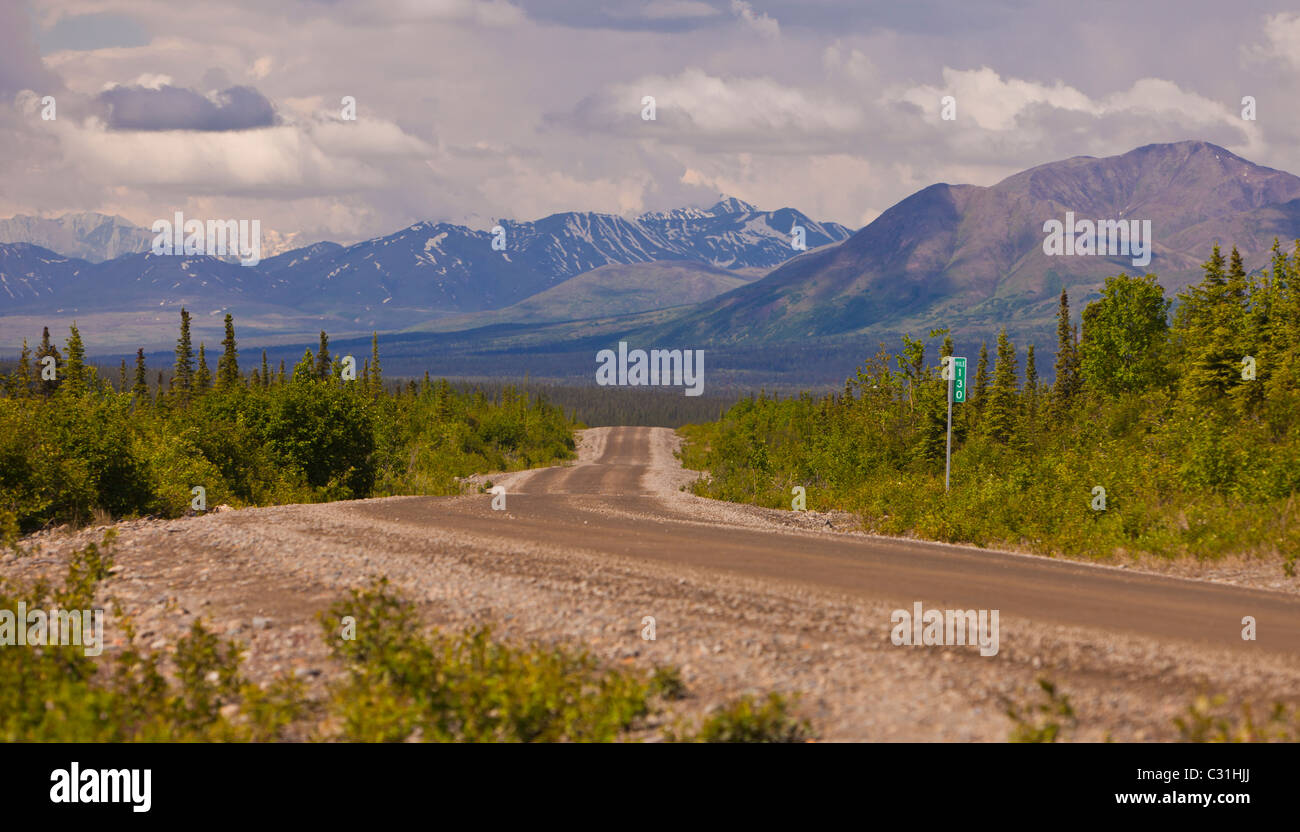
<box><xmin>6</xmin><ymin>426</ymin><xmax>1300</xmax><ymax>741</ymax></box>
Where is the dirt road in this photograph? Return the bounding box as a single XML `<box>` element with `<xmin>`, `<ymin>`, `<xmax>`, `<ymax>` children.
<box><xmin>9</xmin><ymin>426</ymin><xmax>1300</xmax><ymax>740</ymax></box>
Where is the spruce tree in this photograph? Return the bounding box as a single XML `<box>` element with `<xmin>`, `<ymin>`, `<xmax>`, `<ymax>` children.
<box><xmin>217</xmin><ymin>313</ymin><xmax>239</xmax><ymax>390</ymax></box>
<box><xmin>369</xmin><ymin>332</ymin><xmax>382</xmax><ymax>395</ymax></box>
<box><xmin>1021</xmin><ymin>342</ymin><xmax>1040</xmax><ymax>438</ymax></box>
<box><xmin>63</xmin><ymin>323</ymin><xmax>87</xmax><ymax>394</ymax></box>
<box><xmin>315</xmin><ymin>331</ymin><xmax>331</xmax><ymax>379</ymax></box>
<box><xmin>173</xmin><ymin>308</ymin><xmax>195</xmax><ymax>404</ymax></box>
<box><xmin>118</xmin><ymin>359</ymin><xmax>128</xmax><ymax>390</ymax></box>
<box><xmin>1051</xmin><ymin>289</ymin><xmax>1080</xmax><ymax>418</ymax></box>
<box><xmin>17</xmin><ymin>339</ymin><xmax>31</xmax><ymax>397</ymax></box>
<box><xmin>260</xmin><ymin>350</ymin><xmax>270</xmax><ymax>389</ymax></box>
<box><xmin>195</xmin><ymin>344</ymin><xmax>212</xmax><ymax>392</ymax></box>
<box><xmin>35</xmin><ymin>326</ymin><xmax>62</xmax><ymax>396</ymax></box>
<box><xmin>986</xmin><ymin>328</ymin><xmax>1020</xmax><ymax>443</ymax></box>
<box><xmin>434</xmin><ymin>377</ymin><xmax>452</xmax><ymax>421</ymax></box>
<box><xmin>973</xmin><ymin>341</ymin><xmax>990</xmax><ymax>412</ymax></box>
<box><xmin>132</xmin><ymin>349</ymin><xmax>149</xmax><ymax>398</ymax></box>
<box><xmin>1179</xmin><ymin>244</ymin><xmax>1247</xmax><ymax>404</ymax></box>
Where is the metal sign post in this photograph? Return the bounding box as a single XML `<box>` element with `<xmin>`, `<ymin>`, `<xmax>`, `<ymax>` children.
<box><xmin>942</xmin><ymin>356</ymin><xmax>966</xmax><ymax>492</ymax></box>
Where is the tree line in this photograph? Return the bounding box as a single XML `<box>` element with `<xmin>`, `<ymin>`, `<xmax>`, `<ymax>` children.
<box><xmin>679</xmin><ymin>240</ymin><xmax>1300</xmax><ymax>570</ymax></box>
<box><xmin>1</xmin><ymin>311</ymin><xmax>576</xmax><ymax>539</ymax></box>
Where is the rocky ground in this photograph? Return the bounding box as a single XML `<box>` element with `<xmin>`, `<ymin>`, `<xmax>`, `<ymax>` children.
<box><xmin>4</xmin><ymin>427</ymin><xmax>1298</xmax><ymax>741</ymax></box>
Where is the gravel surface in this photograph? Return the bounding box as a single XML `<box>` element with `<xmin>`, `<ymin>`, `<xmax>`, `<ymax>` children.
<box><xmin>4</xmin><ymin>426</ymin><xmax>1299</xmax><ymax>741</ymax></box>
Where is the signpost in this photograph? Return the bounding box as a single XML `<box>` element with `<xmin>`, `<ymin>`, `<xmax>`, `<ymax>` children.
<box><xmin>941</xmin><ymin>356</ymin><xmax>967</xmax><ymax>492</ymax></box>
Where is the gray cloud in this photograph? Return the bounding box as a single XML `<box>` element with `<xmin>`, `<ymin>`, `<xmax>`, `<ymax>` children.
<box><xmin>0</xmin><ymin>4</ymin><xmax>61</xmax><ymax>95</ymax></box>
<box><xmin>96</xmin><ymin>84</ymin><xmax>278</xmax><ymax>131</ymax></box>
<box><xmin>5</xmin><ymin>0</ymin><xmax>1300</xmax><ymax>244</ymax></box>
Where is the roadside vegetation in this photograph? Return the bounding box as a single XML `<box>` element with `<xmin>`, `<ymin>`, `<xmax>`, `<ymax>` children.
<box><xmin>0</xmin><ymin>533</ymin><xmax>810</xmax><ymax>743</ymax></box>
<box><xmin>0</xmin><ymin>313</ymin><xmax>576</xmax><ymax>539</ymax></box>
<box><xmin>1004</xmin><ymin>676</ymin><xmax>1298</xmax><ymax>742</ymax></box>
<box><xmin>681</xmin><ymin>241</ymin><xmax>1300</xmax><ymax>571</ymax></box>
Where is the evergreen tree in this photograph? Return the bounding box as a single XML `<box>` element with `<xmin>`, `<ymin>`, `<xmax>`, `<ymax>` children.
<box><xmin>195</xmin><ymin>344</ymin><xmax>212</xmax><ymax>392</ymax></box>
<box><xmin>1021</xmin><ymin>342</ymin><xmax>1040</xmax><ymax>439</ymax></box>
<box><xmin>17</xmin><ymin>339</ymin><xmax>32</xmax><ymax>397</ymax></box>
<box><xmin>277</xmin><ymin>359</ymin><xmax>286</xmax><ymax>386</ymax></box>
<box><xmin>1025</xmin><ymin>343</ymin><xmax>1038</xmax><ymax>394</ymax></box>
<box><xmin>35</xmin><ymin>326</ymin><xmax>62</xmax><ymax>397</ymax></box>
<box><xmin>1051</xmin><ymin>289</ymin><xmax>1080</xmax><ymax>418</ymax></box>
<box><xmin>173</xmin><ymin>308</ymin><xmax>195</xmax><ymax>404</ymax></box>
<box><xmin>132</xmin><ymin>349</ymin><xmax>149</xmax><ymax>398</ymax></box>
<box><xmin>986</xmin><ymin>327</ymin><xmax>1020</xmax><ymax>443</ymax></box>
<box><xmin>217</xmin><ymin>313</ymin><xmax>240</xmax><ymax>390</ymax></box>
<box><xmin>294</xmin><ymin>348</ymin><xmax>316</xmax><ymax>382</ymax></box>
<box><xmin>1178</xmin><ymin>244</ymin><xmax>1248</xmax><ymax>404</ymax></box>
<box><xmin>315</xmin><ymin>331</ymin><xmax>331</xmax><ymax>379</ymax></box>
<box><xmin>118</xmin><ymin>359</ymin><xmax>128</xmax><ymax>390</ymax></box>
<box><xmin>434</xmin><ymin>377</ymin><xmax>452</xmax><ymax>421</ymax></box>
<box><xmin>973</xmin><ymin>341</ymin><xmax>990</xmax><ymax>413</ymax></box>
<box><xmin>260</xmin><ymin>350</ymin><xmax>270</xmax><ymax>389</ymax></box>
<box><xmin>369</xmin><ymin>332</ymin><xmax>382</xmax><ymax>395</ymax></box>
<box><xmin>61</xmin><ymin>324</ymin><xmax>88</xmax><ymax>395</ymax></box>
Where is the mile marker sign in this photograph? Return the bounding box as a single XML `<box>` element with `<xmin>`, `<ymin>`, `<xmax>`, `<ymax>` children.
<box><xmin>952</xmin><ymin>356</ymin><xmax>967</xmax><ymax>403</ymax></box>
<box><xmin>941</xmin><ymin>356</ymin><xmax>967</xmax><ymax>491</ymax></box>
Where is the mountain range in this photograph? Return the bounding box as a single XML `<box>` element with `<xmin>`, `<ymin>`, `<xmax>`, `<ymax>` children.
<box><xmin>653</xmin><ymin>141</ymin><xmax>1300</xmax><ymax>344</ymax></box>
<box><xmin>0</xmin><ymin>198</ymin><xmax>851</xmax><ymax>349</ymax></box>
<box><xmin>4</xmin><ymin>141</ymin><xmax>1300</xmax><ymax>387</ymax></box>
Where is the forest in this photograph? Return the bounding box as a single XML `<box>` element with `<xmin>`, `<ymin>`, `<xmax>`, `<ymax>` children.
<box><xmin>680</xmin><ymin>241</ymin><xmax>1300</xmax><ymax>572</ymax></box>
<box><xmin>0</xmin><ymin>312</ymin><xmax>576</xmax><ymax>540</ymax></box>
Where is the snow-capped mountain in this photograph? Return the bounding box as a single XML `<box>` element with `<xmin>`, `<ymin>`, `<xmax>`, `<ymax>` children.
<box><xmin>0</xmin><ymin>212</ymin><xmax>320</xmax><ymax>265</ymax></box>
<box><xmin>0</xmin><ymin>198</ymin><xmax>854</xmax><ymax>333</ymax></box>
<box><xmin>254</xmin><ymin>198</ymin><xmax>853</xmax><ymax>315</ymax></box>
<box><xmin>638</xmin><ymin>198</ymin><xmax>853</xmax><ymax>270</ymax></box>
<box><xmin>0</xmin><ymin>244</ymin><xmax>88</xmax><ymax>304</ymax></box>
<box><xmin>0</xmin><ymin>213</ymin><xmax>152</xmax><ymax>263</ymax></box>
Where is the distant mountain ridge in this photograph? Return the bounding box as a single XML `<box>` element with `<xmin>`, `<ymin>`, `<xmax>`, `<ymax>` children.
<box><xmin>0</xmin><ymin>213</ymin><xmax>152</xmax><ymax>263</ymax></box>
<box><xmin>0</xmin><ymin>198</ymin><xmax>852</xmax><ymax>335</ymax></box>
<box><xmin>653</xmin><ymin>141</ymin><xmax>1300</xmax><ymax>343</ymax></box>
<box><xmin>0</xmin><ymin>196</ymin><xmax>852</xmax><ymax>348</ymax></box>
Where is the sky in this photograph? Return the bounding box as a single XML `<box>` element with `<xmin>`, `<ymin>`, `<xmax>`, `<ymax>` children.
<box><xmin>3</xmin><ymin>0</ymin><xmax>1300</xmax><ymax>244</ymax></box>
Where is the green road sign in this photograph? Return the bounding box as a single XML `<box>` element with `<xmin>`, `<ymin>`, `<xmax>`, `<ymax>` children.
<box><xmin>952</xmin><ymin>357</ymin><xmax>967</xmax><ymax>403</ymax></box>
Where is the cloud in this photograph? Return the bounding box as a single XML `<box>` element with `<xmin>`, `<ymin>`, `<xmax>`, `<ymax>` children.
<box><xmin>898</xmin><ymin>67</ymin><xmax>1244</xmax><ymax>136</ymax></box>
<box><xmin>642</xmin><ymin>1</ymin><xmax>721</xmax><ymax>19</ymax></box>
<box><xmin>1250</xmin><ymin>12</ymin><xmax>1300</xmax><ymax>69</ymax></box>
<box><xmin>5</xmin><ymin>0</ymin><xmax>1300</xmax><ymax>245</ymax></box>
<box><xmin>562</xmin><ymin>69</ymin><xmax>862</xmax><ymax>151</ymax></box>
<box><xmin>96</xmin><ymin>83</ymin><xmax>278</xmax><ymax>131</ymax></box>
<box><xmin>730</xmin><ymin>0</ymin><xmax>778</xmax><ymax>38</ymax></box>
<box><xmin>0</xmin><ymin>3</ymin><xmax>62</xmax><ymax>94</ymax></box>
